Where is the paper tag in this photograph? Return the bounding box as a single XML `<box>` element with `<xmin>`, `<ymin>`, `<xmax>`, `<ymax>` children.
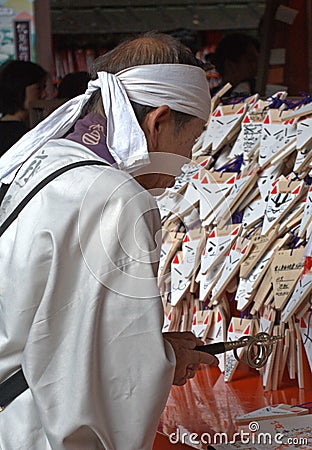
<box><xmin>236</xmin><ymin>248</ymin><xmax>274</xmax><ymax>311</ymax></box>
<box><xmin>172</xmin><ymin>182</ymin><xmax>200</xmax><ymax>216</ymax></box>
<box><xmin>207</xmin><ymin>103</ymin><xmax>247</xmax><ymax>154</ymax></box>
<box><xmin>257</xmin><ymin>163</ymin><xmax>282</xmax><ymax>203</ymax></box>
<box><xmin>275</xmin><ymin>5</ymin><xmax>298</xmax><ymax>24</ymax></box>
<box><xmin>262</xmin><ymin>177</ymin><xmax>304</xmax><ymax>235</ymax></box>
<box><xmin>201</xmin><ymin>225</ymin><xmax>240</xmax><ymax>274</ymax></box>
<box><xmin>211</xmin><ymin>238</ymin><xmax>251</xmax><ymax>301</ymax></box>
<box><xmin>281</xmin><ymin>271</ymin><xmax>312</xmax><ymax>323</ymax></box>
<box><xmin>258</xmin><ymin>110</ymin><xmax>297</xmax><ymax>168</ymax></box>
<box><xmin>181</xmin><ymin>235</ymin><xmax>200</xmax><ymax>278</ymax></box>
<box><xmin>216</xmin><ymin>171</ymin><xmax>258</xmax><ymax>225</ymax></box>
<box><xmin>197</xmin><ymin>173</ymin><xmax>235</xmax><ymax>221</ymax></box>
<box><xmin>235</xmin><ymin>403</ymin><xmax>309</xmax><ymax>424</ymax></box>
<box><xmin>270</xmin><ymin>48</ymin><xmax>286</xmax><ymax>65</ymax></box>
<box><xmin>203</xmin><ymin>306</ymin><xmax>227</xmax><ymax>372</ymax></box>
<box><xmin>272</xmin><ymin>247</ymin><xmax>305</xmax><ymax>310</ymax></box>
<box><xmin>156</xmin><ymin>188</ymin><xmax>183</xmax><ymax>219</ymax></box>
<box><xmin>250</xmin><ymin>270</ymin><xmax>273</xmax><ymax>314</ymax></box>
<box><xmin>296</xmin><ymin>116</ymin><xmax>312</xmax><ymax>150</ymax></box>
<box><xmin>240</xmin><ymin>226</ymin><xmax>277</xmax><ymax>278</ymax></box>
<box><xmin>229</xmin><ymin>101</ymin><xmax>264</xmax><ymax>161</ymax></box>
<box><xmin>191</xmin><ymin>304</ymin><xmax>210</xmax><ymax>339</ymax></box>
<box><xmin>259</xmin><ymin>307</ymin><xmax>276</xmax><ymax>334</ymax></box>
<box><xmin>299</xmin><ymin>185</ymin><xmax>312</xmax><ymax>237</ymax></box>
<box><xmin>224</xmin><ymin>317</ymin><xmax>254</xmax><ymax>382</ymax></box>
<box><xmin>158</xmin><ymin>242</ymin><xmax>173</xmax><ymax>279</ymax></box>
<box><xmin>242</xmin><ymin>196</ymin><xmax>266</xmax><ymax>230</ymax></box>
<box><xmin>170</xmin><ymin>252</ymin><xmax>191</xmax><ymax>306</ymax></box>
<box><xmin>198</xmin><ymin>259</ymin><xmax>224</xmax><ymax>302</ymax></box>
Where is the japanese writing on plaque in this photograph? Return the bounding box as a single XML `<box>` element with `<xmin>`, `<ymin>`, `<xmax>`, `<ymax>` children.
<box><xmin>14</xmin><ymin>20</ymin><xmax>31</xmax><ymax>60</ymax></box>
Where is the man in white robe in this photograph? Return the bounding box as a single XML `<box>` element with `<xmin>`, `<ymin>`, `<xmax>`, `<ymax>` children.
<box><xmin>0</xmin><ymin>32</ymin><xmax>217</xmax><ymax>449</ymax></box>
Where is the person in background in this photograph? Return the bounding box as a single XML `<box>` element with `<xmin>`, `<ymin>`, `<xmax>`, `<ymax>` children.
<box><xmin>210</xmin><ymin>32</ymin><xmax>260</xmax><ymax>97</ymax></box>
<box><xmin>0</xmin><ymin>32</ymin><xmax>218</xmax><ymax>450</ymax></box>
<box><xmin>57</xmin><ymin>71</ymin><xmax>90</xmax><ymax>99</ymax></box>
<box><xmin>0</xmin><ymin>59</ymin><xmax>48</xmax><ymax>157</ymax></box>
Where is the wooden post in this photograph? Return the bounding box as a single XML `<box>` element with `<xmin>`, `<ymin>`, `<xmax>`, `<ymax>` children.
<box><xmin>284</xmin><ymin>0</ymin><xmax>310</xmax><ymax>95</ymax></box>
<box><xmin>33</xmin><ymin>0</ymin><xmax>54</xmax><ymax>97</ymax></box>
<box><xmin>255</xmin><ymin>0</ymin><xmax>280</xmax><ymax>96</ymax></box>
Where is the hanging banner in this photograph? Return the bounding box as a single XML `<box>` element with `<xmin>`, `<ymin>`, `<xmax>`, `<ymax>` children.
<box><xmin>0</xmin><ymin>0</ymin><xmax>35</xmax><ymax>64</ymax></box>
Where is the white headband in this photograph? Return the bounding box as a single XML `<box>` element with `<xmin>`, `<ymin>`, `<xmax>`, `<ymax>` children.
<box><xmin>0</xmin><ymin>63</ymin><xmax>211</xmax><ymax>184</ymax></box>
<box><xmin>117</xmin><ymin>64</ymin><xmax>211</xmax><ymax>122</ymax></box>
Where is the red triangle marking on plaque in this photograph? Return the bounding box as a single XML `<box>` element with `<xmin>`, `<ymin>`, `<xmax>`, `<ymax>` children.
<box><xmin>232</xmin><ymin>227</ymin><xmax>240</xmax><ymax>235</ymax></box>
<box><xmin>229</xmin><ymin>323</ymin><xmax>234</xmax><ymax>333</ymax></box>
<box><xmin>217</xmin><ymin>311</ymin><xmax>222</xmax><ymax>322</ymax></box>
<box><xmin>243</xmin><ymin>115</ymin><xmax>251</xmax><ymax>124</ymax></box>
<box><xmin>193</xmin><ymin>316</ymin><xmax>197</xmax><ymax>325</ymax></box>
<box><xmin>264</xmin><ymin>115</ymin><xmax>270</xmax><ymax>124</ymax></box>
<box><xmin>201</xmin><ymin>176</ymin><xmax>209</xmax><ymax>184</ymax></box>
<box><xmin>244</xmin><ymin>325</ymin><xmax>250</xmax><ymax>335</ymax></box>
<box><xmin>300</xmin><ymin>318</ymin><xmax>307</xmax><ymax>328</ymax></box>
<box><xmin>173</xmin><ymin>255</ymin><xmax>180</xmax><ymax>264</ymax></box>
<box><xmin>209</xmin><ymin>230</ymin><xmax>216</xmax><ymax>238</ymax></box>
<box><xmin>271</xmin><ymin>185</ymin><xmax>278</xmax><ymax>195</ymax></box>
<box><xmin>241</xmin><ymin>245</ymin><xmax>248</xmax><ymax>254</ymax></box>
<box><xmin>193</xmin><ymin>172</ymin><xmax>199</xmax><ymax>179</ymax></box>
<box><xmin>204</xmin><ymin>315</ymin><xmax>209</xmax><ymax>325</ymax></box>
<box><xmin>237</xmin><ymin>106</ymin><xmax>245</xmax><ymax>115</ymax></box>
<box><xmin>292</xmin><ymin>185</ymin><xmax>301</xmax><ymax>195</ymax></box>
<box><xmin>227</xmin><ymin>175</ymin><xmax>236</xmax><ymax>184</ymax></box>
<box><xmin>183</xmin><ymin>235</ymin><xmax>189</xmax><ymax>243</ymax></box>
<box><xmin>213</xmin><ymin>108</ymin><xmax>222</xmax><ymax>117</ymax></box>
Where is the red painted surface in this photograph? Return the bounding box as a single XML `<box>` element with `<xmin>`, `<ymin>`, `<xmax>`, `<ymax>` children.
<box><xmin>157</xmin><ymin>360</ymin><xmax>312</xmax><ymax>449</ymax></box>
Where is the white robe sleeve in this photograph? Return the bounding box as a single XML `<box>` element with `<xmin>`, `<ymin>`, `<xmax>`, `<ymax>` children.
<box><xmin>0</xmin><ymin>162</ymin><xmax>175</xmax><ymax>450</ymax></box>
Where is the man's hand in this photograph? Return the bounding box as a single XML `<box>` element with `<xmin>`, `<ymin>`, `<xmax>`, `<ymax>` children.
<box><xmin>163</xmin><ymin>331</ymin><xmax>219</xmax><ymax>386</ymax></box>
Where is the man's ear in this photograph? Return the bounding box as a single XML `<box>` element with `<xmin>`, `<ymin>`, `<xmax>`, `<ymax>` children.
<box><xmin>141</xmin><ymin>105</ymin><xmax>171</xmax><ymax>151</ymax></box>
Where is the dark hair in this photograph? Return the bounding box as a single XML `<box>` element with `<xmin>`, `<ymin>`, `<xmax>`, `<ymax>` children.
<box><xmin>0</xmin><ymin>60</ymin><xmax>47</xmax><ymax>115</ymax></box>
<box><xmin>86</xmin><ymin>31</ymin><xmax>205</xmax><ymax>130</ymax></box>
<box><xmin>214</xmin><ymin>32</ymin><xmax>260</xmax><ymax>76</ymax></box>
<box><xmin>57</xmin><ymin>71</ymin><xmax>90</xmax><ymax>99</ymax></box>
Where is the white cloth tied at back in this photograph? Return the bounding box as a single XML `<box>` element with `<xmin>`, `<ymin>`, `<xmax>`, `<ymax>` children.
<box><xmin>0</xmin><ymin>63</ymin><xmax>211</xmax><ymax>184</ymax></box>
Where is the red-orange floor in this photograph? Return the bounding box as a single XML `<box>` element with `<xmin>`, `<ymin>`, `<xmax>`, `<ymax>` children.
<box><xmin>154</xmin><ymin>361</ymin><xmax>312</xmax><ymax>449</ymax></box>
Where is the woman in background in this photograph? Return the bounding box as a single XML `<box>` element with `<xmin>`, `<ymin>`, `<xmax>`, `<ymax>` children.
<box><xmin>0</xmin><ymin>60</ymin><xmax>47</xmax><ymax>157</ymax></box>
<box><xmin>57</xmin><ymin>71</ymin><xmax>90</xmax><ymax>99</ymax></box>
<box><xmin>210</xmin><ymin>32</ymin><xmax>260</xmax><ymax>97</ymax></box>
